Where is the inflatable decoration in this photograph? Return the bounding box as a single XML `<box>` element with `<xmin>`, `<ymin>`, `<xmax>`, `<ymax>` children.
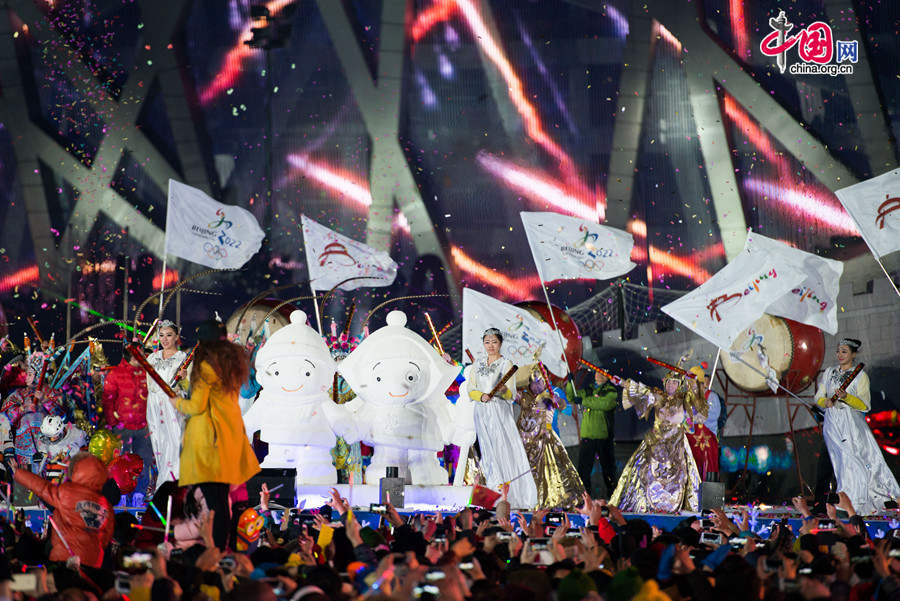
<box><xmin>88</xmin><ymin>429</ymin><xmax>122</xmax><ymax>465</ymax></box>
<box><xmin>336</xmin><ymin>310</ymin><xmax>459</xmax><ymax>485</ymax></box>
<box><xmin>243</xmin><ymin>310</ymin><xmax>351</xmax><ymax>485</ymax></box>
<box><xmin>108</xmin><ymin>453</ymin><xmax>144</xmax><ymax>494</ymax></box>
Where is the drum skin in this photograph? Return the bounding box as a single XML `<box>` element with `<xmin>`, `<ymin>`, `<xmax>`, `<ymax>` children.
<box><xmin>226</xmin><ymin>299</ymin><xmax>295</xmax><ymax>344</ymax></box>
<box><xmin>721</xmin><ymin>314</ymin><xmax>824</xmax><ymax>394</ymax></box>
<box><xmin>515</xmin><ymin>301</ymin><xmax>582</xmax><ymax>380</ymax></box>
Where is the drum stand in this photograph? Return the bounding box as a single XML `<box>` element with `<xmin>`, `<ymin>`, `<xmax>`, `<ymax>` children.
<box><xmin>717</xmin><ymin>370</ymin><xmax>819</xmax><ymax>503</ymax></box>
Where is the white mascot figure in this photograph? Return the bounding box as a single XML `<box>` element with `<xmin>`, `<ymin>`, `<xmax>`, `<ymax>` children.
<box><xmin>337</xmin><ymin>311</ymin><xmax>459</xmax><ymax>485</ymax></box>
<box><xmin>242</xmin><ymin>310</ymin><xmax>344</xmax><ymax>485</ymax></box>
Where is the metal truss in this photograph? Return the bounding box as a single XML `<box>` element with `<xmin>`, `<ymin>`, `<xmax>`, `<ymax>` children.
<box><xmin>600</xmin><ymin>0</ymin><xmax>897</xmax><ymax>261</ymax></box>
<box><xmin>314</xmin><ymin>0</ymin><xmax>460</xmax><ymax>307</ymax></box>
<box><xmin>0</xmin><ymin>0</ymin><xmax>212</xmax><ymax>291</ymax></box>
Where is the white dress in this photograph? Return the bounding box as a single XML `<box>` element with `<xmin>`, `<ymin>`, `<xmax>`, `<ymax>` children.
<box><xmin>815</xmin><ymin>365</ymin><xmax>900</xmax><ymax>514</ymax></box>
<box><xmin>460</xmin><ymin>357</ymin><xmax>538</xmax><ymax>509</ymax></box>
<box><xmin>146</xmin><ymin>349</ymin><xmax>187</xmax><ymax>491</ymax></box>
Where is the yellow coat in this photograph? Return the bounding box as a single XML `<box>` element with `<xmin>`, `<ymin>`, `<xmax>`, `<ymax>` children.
<box><xmin>174</xmin><ymin>361</ymin><xmax>260</xmax><ymax>486</ymax></box>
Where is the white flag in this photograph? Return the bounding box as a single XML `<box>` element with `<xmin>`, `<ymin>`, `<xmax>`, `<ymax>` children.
<box><xmin>462</xmin><ymin>288</ymin><xmax>568</xmax><ymax>376</ymax></box>
<box><xmin>834</xmin><ymin>168</ymin><xmax>900</xmax><ymax>258</ymax></box>
<box><xmin>745</xmin><ymin>231</ymin><xmax>844</xmax><ymax>334</ymax></box>
<box><xmin>301</xmin><ymin>215</ymin><xmax>398</xmax><ymax>291</ymax></box>
<box><xmin>661</xmin><ymin>249</ymin><xmax>806</xmax><ymax>349</ymax></box>
<box><xmin>165</xmin><ymin>180</ymin><xmax>264</xmax><ymax>269</ymax></box>
<box><xmin>520</xmin><ymin>211</ymin><xmax>636</xmax><ymax>281</ymax></box>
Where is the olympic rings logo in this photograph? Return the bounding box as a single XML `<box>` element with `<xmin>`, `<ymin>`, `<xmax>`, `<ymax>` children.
<box><xmin>204</xmin><ymin>242</ymin><xmax>228</xmax><ymax>260</ymax></box>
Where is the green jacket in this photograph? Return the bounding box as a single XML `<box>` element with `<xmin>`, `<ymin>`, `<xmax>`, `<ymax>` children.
<box><xmin>567</xmin><ymin>381</ymin><xmax>618</xmax><ymax>440</ymax></box>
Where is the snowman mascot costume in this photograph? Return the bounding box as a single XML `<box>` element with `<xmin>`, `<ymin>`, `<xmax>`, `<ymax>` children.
<box><xmin>337</xmin><ymin>310</ymin><xmax>459</xmax><ymax>485</ymax></box>
<box><xmin>242</xmin><ymin>310</ymin><xmax>347</xmax><ymax>485</ymax></box>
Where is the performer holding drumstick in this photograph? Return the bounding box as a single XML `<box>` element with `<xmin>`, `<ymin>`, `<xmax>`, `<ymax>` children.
<box><xmin>459</xmin><ymin>328</ymin><xmax>538</xmax><ymax>509</ymax></box>
<box><xmin>814</xmin><ymin>338</ymin><xmax>899</xmax><ymax>514</ymax></box>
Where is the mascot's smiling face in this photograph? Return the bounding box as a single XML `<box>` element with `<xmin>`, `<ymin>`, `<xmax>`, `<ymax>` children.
<box><xmin>362</xmin><ymin>358</ymin><xmax>429</xmax><ymax>404</ymax></box>
<box><xmin>339</xmin><ymin>310</ymin><xmax>460</xmax><ymax>407</ymax></box>
<box><xmin>258</xmin><ymin>357</ymin><xmax>331</xmax><ymax>396</ymax></box>
<box><xmin>254</xmin><ymin>310</ymin><xmax>336</xmax><ymax>400</ymax></box>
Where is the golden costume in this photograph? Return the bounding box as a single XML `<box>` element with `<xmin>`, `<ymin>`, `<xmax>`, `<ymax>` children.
<box><xmin>516</xmin><ymin>367</ymin><xmax>586</xmax><ymax>509</ymax></box>
<box><xmin>609</xmin><ymin>374</ymin><xmax>702</xmax><ymax>513</ymax></box>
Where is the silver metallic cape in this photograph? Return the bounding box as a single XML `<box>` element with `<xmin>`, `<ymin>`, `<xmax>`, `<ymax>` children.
<box><xmin>815</xmin><ymin>366</ymin><xmax>900</xmax><ymax>514</ymax></box>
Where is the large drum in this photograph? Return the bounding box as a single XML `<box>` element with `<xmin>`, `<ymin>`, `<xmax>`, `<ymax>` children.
<box><xmin>721</xmin><ymin>314</ymin><xmax>824</xmax><ymax>394</ymax></box>
<box><xmin>515</xmin><ymin>301</ymin><xmax>582</xmax><ymax>380</ymax></box>
<box><xmin>226</xmin><ymin>299</ymin><xmax>295</xmax><ymax>345</ymax></box>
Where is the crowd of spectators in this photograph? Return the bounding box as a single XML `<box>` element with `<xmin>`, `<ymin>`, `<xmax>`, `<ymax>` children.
<box><xmin>1</xmin><ymin>466</ymin><xmax>899</xmax><ymax>601</ymax></box>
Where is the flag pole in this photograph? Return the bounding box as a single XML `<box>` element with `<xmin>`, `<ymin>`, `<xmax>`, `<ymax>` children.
<box><xmin>842</xmin><ymin>207</ymin><xmax>900</xmax><ymax>300</ymax></box>
<box><xmin>708</xmin><ymin>349</ymin><xmax>720</xmax><ymax>392</ymax></box>
<box><xmin>310</xmin><ymin>282</ymin><xmax>323</xmax><ymax>334</ymax></box>
<box><xmin>159</xmin><ymin>180</ymin><xmax>172</xmax><ymax>324</ymax></box>
<box><xmin>533</xmin><ymin>262</ymin><xmax>576</xmax><ymax>385</ymax></box>
<box><xmin>873</xmin><ymin>255</ymin><xmax>900</xmax><ymax>300</ymax></box>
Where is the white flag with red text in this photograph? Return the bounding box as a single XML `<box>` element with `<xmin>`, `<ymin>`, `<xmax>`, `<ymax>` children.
<box><xmin>661</xmin><ymin>247</ymin><xmax>806</xmax><ymax>349</ymax></box>
<box><xmin>520</xmin><ymin>211</ymin><xmax>636</xmax><ymax>281</ymax></box>
<box><xmin>745</xmin><ymin>231</ymin><xmax>843</xmax><ymax>335</ymax></box>
<box><xmin>301</xmin><ymin>215</ymin><xmax>398</xmax><ymax>291</ymax></box>
<box><xmin>834</xmin><ymin>168</ymin><xmax>900</xmax><ymax>258</ymax></box>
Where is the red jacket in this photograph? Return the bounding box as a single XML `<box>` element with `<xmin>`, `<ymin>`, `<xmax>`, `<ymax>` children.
<box><xmin>101</xmin><ymin>360</ymin><xmax>148</xmax><ymax>430</ymax></box>
<box><xmin>14</xmin><ymin>454</ymin><xmax>114</xmax><ymax>567</ymax></box>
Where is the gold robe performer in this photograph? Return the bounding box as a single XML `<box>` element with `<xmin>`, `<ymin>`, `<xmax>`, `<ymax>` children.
<box><xmin>516</xmin><ymin>364</ymin><xmax>585</xmax><ymax>509</ymax></box>
<box><xmin>610</xmin><ymin>371</ymin><xmax>702</xmax><ymax>513</ymax></box>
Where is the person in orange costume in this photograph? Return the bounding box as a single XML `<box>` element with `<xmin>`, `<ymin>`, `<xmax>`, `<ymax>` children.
<box><xmin>12</xmin><ymin>452</ymin><xmax>114</xmax><ymax>567</ymax></box>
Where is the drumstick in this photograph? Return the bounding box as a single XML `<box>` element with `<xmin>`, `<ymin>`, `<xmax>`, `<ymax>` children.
<box><xmin>578</xmin><ymin>358</ymin><xmax>623</xmax><ymax>386</ymax></box>
<box><xmin>829</xmin><ymin>362</ymin><xmax>865</xmax><ymax>405</ymax></box>
<box><xmin>126</xmin><ymin>344</ymin><xmax>177</xmax><ymax>398</ymax></box>
<box><xmin>646</xmin><ymin>356</ymin><xmax>697</xmax><ymax>379</ymax></box>
<box><xmin>465</xmin><ymin>349</ymin><xmax>475</xmax><ymax>364</ymax></box>
<box><xmin>536</xmin><ymin>362</ymin><xmax>554</xmax><ymax>392</ymax></box>
<box><xmin>485</xmin><ymin>365</ymin><xmax>518</xmax><ymax>400</ymax></box>
<box><xmin>169</xmin><ymin>343</ymin><xmax>198</xmax><ymax>386</ymax></box>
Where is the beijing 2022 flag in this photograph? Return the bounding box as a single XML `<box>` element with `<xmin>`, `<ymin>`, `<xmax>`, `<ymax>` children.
<box><xmin>745</xmin><ymin>231</ymin><xmax>843</xmax><ymax>335</ymax></box>
<box><xmin>661</xmin><ymin>247</ymin><xmax>806</xmax><ymax>349</ymax></box>
<box><xmin>165</xmin><ymin>179</ymin><xmax>264</xmax><ymax>269</ymax></box>
<box><xmin>834</xmin><ymin>168</ymin><xmax>900</xmax><ymax>259</ymax></box>
<box><xmin>462</xmin><ymin>287</ymin><xmax>567</xmax><ymax>376</ymax></box>
<box><xmin>302</xmin><ymin>215</ymin><xmax>398</xmax><ymax>292</ymax></box>
<box><xmin>520</xmin><ymin>211</ymin><xmax>636</xmax><ymax>281</ymax></box>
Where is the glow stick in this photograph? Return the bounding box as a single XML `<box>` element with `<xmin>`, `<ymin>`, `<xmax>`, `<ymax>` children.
<box><xmin>163</xmin><ymin>496</ymin><xmax>172</xmax><ymax>544</ymax></box>
<box><xmin>47</xmin><ymin>515</ymin><xmax>74</xmax><ymax>557</ymax></box>
<box><xmin>148</xmin><ymin>500</ymin><xmax>167</xmax><ymax>526</ymax></box>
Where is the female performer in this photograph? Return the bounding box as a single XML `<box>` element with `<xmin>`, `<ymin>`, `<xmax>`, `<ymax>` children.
<box><xmin>814</xmin><ymin>338</ymin><xmax>899</xmax><ymax>514</ymax></box>
<box><xmin>146</xmin><ymin>321</ymin><xmax>187</xmax><ymax>491</ymax></box>
<box><xmin>516</xmin><ymin>364</ymin><xmax>585</xmax><ymax>509</ymax></box>
<box><xmin>167</xmin><ymin>319</ymin><xmax>260</xmax><ymax>549</ymax></box>
<box><xmin>610</xmin><ymin>371</ymin><xmax>702</xmax><ymax>513</ymax></box>
<box><xmin>460</xmin><ymin>329</ymin><xmax>537</xmax><ymax>509</ymax></box>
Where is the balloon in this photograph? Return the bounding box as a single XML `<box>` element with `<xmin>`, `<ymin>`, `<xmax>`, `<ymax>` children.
<box><xmin>108</xmin><ymin>453</ymin><xmax>143</xmax><ymax>495</ymax></box>
<box><xmin>88</xmin><ymin>429</ymin><xmax>121</xmax><ymax>465</ymax></box>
